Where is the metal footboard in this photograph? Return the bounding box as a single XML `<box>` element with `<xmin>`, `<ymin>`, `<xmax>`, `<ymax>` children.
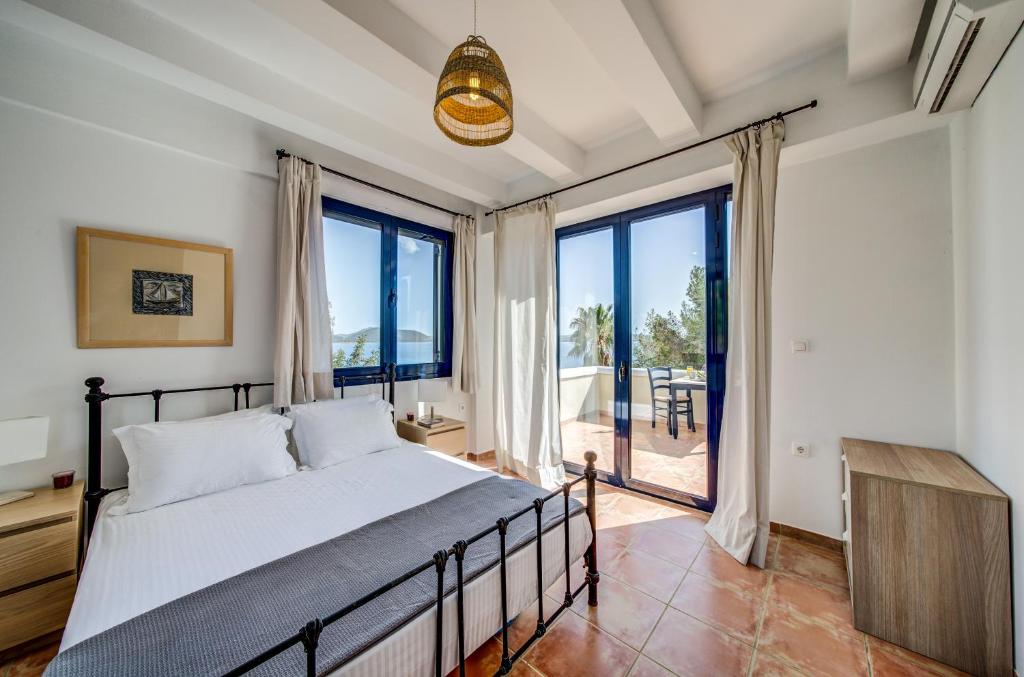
<box><xmin>224</xmin><ymin>452</ymin><xmax>600</xmax><ymax>677</ymax></box>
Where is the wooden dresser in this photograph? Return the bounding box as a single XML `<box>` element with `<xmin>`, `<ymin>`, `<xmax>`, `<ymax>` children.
<box><xmin>841</xmin><ymin>439</ymin><xmax>1011</xmax><ymax>676</ymax></box>
<box><xmin>0</xmin><ymin>480</ymin><xmax>83</xmax><ymax>654</ymax></box>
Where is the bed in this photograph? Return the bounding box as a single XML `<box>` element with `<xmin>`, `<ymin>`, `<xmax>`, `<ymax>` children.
<box><xmin>48</xmin><ymin>369</ymin><xmax>599</xmax><ymax>677</ymax></box>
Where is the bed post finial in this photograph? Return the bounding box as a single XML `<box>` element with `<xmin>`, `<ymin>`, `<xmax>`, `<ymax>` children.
<box><xmin>583</xmin><ymin>450</ymin><xmax>599</xmax><ymax>607</ymax></box>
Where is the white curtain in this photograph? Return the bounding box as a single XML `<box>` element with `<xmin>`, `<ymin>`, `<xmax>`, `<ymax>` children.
<box><xmin>493</xmin><ymin>198</ymin><xmax>566</xmax><ymax>488</ymax></box>
<box><xmin>273</xmin><ymin>156</ymin><xmax>335</xmax><ymax>408</ymax></box>
<box><xmin>452</xmin><ymin>214</ymin><xmax>478</xmax><ymax>394</ymax></box>
<box><xmin>705</xmin><ymin>120</ymin><xmax>785</xmax><ymax>568</ymax></box>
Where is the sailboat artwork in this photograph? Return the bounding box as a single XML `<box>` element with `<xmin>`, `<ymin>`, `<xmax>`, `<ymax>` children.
<box><xmin>132</xmin><ymin>269</ymin><xmax>194</xmax><ymax>316</ymax></box>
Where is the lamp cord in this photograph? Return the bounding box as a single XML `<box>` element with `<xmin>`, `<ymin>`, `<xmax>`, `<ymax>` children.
<box><xmin>473</xmin><ymin>0</ymin><xmax>477</xmax><ymax>36</ymax></box>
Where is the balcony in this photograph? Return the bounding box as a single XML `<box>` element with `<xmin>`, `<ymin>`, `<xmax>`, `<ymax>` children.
<box><xmin>559</xmin><ymin>366</ymin><xmax>708</xmax><ymax>497</ymax></box>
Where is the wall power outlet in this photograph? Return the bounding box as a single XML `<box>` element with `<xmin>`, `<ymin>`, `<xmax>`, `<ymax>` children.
<box><xmin>792</xmin><ymin>442</ymin><xmax>810</xmax><ymax>457</ymax></box>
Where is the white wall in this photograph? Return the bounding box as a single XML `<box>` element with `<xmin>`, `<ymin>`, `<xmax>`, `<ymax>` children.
<box><xmin>951</xmin><ymin>33</ymin><xmax>1024</xmax><ymax>669</ymax></box>
<box><xmin>0</xmin><ymin>25</ymin><xmax>480</xmax><ymax>492</ymax></box>
<box><xmin>0</xmin><ymin>99</ymin><xmax>277</xmax><ymax>491</ymax></box>
<box><xmin>771</xmin><ymin>128</ymin><xmax>956</xmax><ymax>538</ymax></box>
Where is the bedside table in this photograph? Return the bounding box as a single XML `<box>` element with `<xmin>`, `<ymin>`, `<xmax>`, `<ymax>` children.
<box><xmin>0</xmin><ymin>480</ymin><xmax>83</xmax><ymax>654</ymax></box>
<box><xmin>396</xmin><ymin>417</ymin><xmax>466</xmax><ymax>456</ymax></box>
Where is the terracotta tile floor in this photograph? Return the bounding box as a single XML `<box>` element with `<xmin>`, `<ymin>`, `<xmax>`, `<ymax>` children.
<box><xmin>561</xmin><ymin>413</ymin><xmax>708</xmax><ymax>497</ymax></box>
<box><xmin>460</xmin><ymin>455</ymin><xmax>968</xmax><ymax>677</ymax></box>
<box><xmin>1</xmin><ymin>459</ymin><xmax>970</xmax><ymax>677</ymax></box>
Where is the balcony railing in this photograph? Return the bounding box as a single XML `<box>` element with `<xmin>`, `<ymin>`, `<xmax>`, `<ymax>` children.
<box><xmin>558</xmin><ymin>366</ymin><xmax>707</xmax><ymax>426</ymax></box>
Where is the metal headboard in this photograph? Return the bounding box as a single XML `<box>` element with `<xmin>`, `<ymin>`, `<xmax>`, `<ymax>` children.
<box><xmin>83</xmin><ymin>364</ymin><xmax>397</xmax><ymax>532</ymax></box>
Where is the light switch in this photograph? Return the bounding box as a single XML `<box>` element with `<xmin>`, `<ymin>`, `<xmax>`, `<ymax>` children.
<box><xmin>791</xmin><ymin>339</ymin><xmax>809</xmax><ymax>353</ymax></box>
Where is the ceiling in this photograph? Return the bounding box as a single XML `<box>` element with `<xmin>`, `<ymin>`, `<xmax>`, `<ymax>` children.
<box><xmin>3</xmin><ymin>0</ymin><xmax>928</xmax><ymax>207</ymax></box>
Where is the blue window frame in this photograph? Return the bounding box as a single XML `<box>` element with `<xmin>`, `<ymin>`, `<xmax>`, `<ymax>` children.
<box><xmin>322</xmin><ymin>196</ymin><xmax>453</xmax><ymax>382</ymax></box>
<box><xmin>555</xmin><ymin>186</ymin><xmax>730</xmax><ymax>512</ymax></box>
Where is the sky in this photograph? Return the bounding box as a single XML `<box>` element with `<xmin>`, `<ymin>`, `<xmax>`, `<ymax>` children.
<box><xmin>323</xmin><ymin>216</ymin><xmax>437</xmax><ymax>337</ymax></box>
<box><xmin>558</xmin><ymin>207</ymin><xmax>706</xmax><ymax>337</ymax></box>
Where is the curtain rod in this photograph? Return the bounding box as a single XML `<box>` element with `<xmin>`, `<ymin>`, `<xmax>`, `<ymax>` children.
<box><xmin>275</xmin><ymin>149</ymin><xmax>471</xmax><ymax>219</ymax></box>
<box><xmin>485</xmin><ymin>99</ymin><xmax>818</xmax><ymax>216</ymax></box>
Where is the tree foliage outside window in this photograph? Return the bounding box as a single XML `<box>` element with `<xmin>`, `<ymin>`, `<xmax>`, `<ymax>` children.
<box><xmin>564</xmin><ymin>266</ymin><xmax>706</xmax><ymax>371</ymax></box>
<box><xmin>332</xmin><ymin>332</ymin><xmax>381</xmax><ymax>369</ymax></box>
<box><xmin>329</xmin><ymin>301</ymin><xmax>380</xmax><ymax>368</ymax></box>
<box><xmin>567</xmin><ymin>303</ymin><xmax>614</xmax><ymax>367</ymax></box>
<box><xmin>633</xmin><ymin>265</ymin><xmax>706</xmax><ymax>370</ymax></box>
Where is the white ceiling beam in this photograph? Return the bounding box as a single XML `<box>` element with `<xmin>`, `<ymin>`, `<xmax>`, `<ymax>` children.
<box><xmin>549</xmin><ymin>0</ymin><xmax>703</xmax><ymax>143</ymax></box>
<box><xmin>847</xmin><ymin>0</ymin><xmax>927</xmax><ymax>82</ymax></box>
<box><xmin>505</xmin><ymin>47</ymin><xmax>926</xmax><ymax>224</ymax></box>
<box><xmin>291</xmin><ymin>0</ymin><xmax>585</xmax><ymax>182</ymax></box>
<box><xmin>6</xmin><ymin>0</ymin><xmax>507</xmax><ymax>205</ymax></box>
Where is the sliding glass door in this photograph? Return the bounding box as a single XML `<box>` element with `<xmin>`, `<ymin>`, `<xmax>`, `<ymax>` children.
<box><xmin>557</xmin><ymin>187</ymin><xmax>729</xmax><ymax>511</ymax></box>
<box><xmin>557</xmin><ymin>223</ymin><xmax>616</xmax><ymax>476</ymax></box>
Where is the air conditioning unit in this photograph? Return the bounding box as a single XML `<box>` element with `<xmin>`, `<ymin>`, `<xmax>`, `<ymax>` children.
<box><xmin>913</xmin><ymin>0</ymin><xmax>1024</xmax><ymax>113</ymax></box>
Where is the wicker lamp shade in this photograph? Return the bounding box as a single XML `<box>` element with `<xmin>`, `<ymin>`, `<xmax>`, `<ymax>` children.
<box><xmin>434</xmin><ymin>35</ymin><xmax>513</xmax><ymax>146</ymax></box>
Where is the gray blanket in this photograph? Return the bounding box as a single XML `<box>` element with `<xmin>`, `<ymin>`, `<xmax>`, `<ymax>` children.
<box><xmin>45</xmin><ymin>475</ymin><xmax>586</xmax><ymax>677</ymax></box>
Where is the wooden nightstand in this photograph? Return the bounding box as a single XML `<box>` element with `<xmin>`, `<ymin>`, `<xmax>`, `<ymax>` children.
<box><xmin>396</xmin><ymin>417</ymin><xmax>466</xmax><ymax>456</ymax></box>
<box><xmin>0</xmin><ymin>480</ymin><xmax>83</xmax><ymax>654</ymax></box>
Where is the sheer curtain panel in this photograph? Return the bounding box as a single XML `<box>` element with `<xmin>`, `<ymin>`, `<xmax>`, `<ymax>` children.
<box><xmin>493</xmin><ymin>199</ymin><xmax>566</xmax><ymax>488</ymax></box>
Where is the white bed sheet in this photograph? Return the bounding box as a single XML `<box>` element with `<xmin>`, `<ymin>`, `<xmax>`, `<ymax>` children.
<box><xmin>63</xmin><ymin>442</ymin><xmax>591</xmax><ymax>676</ymax></box>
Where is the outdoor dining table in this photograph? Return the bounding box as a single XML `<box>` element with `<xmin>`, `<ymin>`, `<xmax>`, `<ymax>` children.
<box><xmin>669</xmin><ymin>377</ymin><xmax>706</xmax><ymax>438</ymax></box>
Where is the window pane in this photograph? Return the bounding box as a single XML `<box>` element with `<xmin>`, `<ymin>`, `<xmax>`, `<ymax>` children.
<box><xmin>324</xmin><ymin>215</ymin><xmax>381</xmax><ymax>368</ymax></box>
<box><xmin>557</xmin><ymin>227</ymin><xmax>615</xmax><ymax>475</ymax></box>
<box><xmin>397</xmin><ymin>229</ymin><xmax>442</xmax><ymax>365</ymax></box>
<box><xmin>629</xmin><ymin>206</ymin><xmax>708</xmax><ymax>498</ymax></box>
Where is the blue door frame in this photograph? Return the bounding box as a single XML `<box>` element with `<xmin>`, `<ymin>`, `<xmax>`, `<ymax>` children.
<box><xmin>556</xmin><ymin>186</ymin><xmax>730</xmax><ymax>512</ymax></box>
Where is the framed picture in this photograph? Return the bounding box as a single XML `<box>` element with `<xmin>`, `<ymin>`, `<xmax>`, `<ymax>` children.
<box><xmin>76</xmin><ymin>227</ymin><xmax>233</xmax><ymax>348</ymax></box>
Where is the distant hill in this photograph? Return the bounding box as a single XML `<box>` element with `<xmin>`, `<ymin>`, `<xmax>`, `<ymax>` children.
<box><xmin>333</xmin><ymin>327</ymin><xmax>432</xmax><ymax>343</ymax></box>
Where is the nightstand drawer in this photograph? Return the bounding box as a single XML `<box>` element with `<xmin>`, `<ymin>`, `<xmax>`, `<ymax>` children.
<box><xmin>0</xmin><ymin>519</ymin><xmax>77</xmax><ymax>593</ymax></box>
<box><xmin>0</xmin><ymin>574</ymin><xmax>76</xmax><ymax>651</ymax></box>
<box><xmin>429</xmin><ymin>428</ymin><xmax>466</xmax><ymax>456</ymax></box>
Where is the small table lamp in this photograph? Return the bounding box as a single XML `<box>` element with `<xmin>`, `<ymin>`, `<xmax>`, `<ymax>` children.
<box><xmin>417</xmin><ymin>379</ymin><xmax>448</xmax><ymax>428</ymax></box>
<box><xmin>0</xmin><ymin>416</ymin><xmax>49</xmax><ymax>506</ymax></box>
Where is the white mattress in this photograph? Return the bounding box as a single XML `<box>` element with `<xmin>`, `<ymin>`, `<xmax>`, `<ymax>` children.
<box><xmin>63</xmin><ymin>443</ymin><xmax>591</xmax><ymax>676</ymax></box>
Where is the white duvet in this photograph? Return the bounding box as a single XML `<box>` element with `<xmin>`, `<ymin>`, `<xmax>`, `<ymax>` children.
<box><xmin>63</xmin><ymin>442</ymin><xmax>591</xmax><ymax>676</ymax></box>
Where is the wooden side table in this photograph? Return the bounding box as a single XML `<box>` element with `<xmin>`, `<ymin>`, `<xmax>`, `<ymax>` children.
<box><xmin>0</xmin><ymin>480</ymin><xmax>84</xmax><ymax>655</ymax></box>
<box><xmin>396</xmin><ymin>417</ymin><xmax>466</xmax><ymax>456</ymax></box>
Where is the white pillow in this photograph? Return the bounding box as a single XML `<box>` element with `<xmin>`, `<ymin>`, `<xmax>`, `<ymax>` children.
<box><xmin>114</xmin><ymin>413</ymin><xmax>296</xmax><ymax>514</ymax></box>
<box><xmin>200</xmin><ymin>404</ymin><xmax>275</xmax><ymax>422</ymax></box>
<box><xmin>289</xmin><ymin>397</ymin><xmax>400</xmax><ymax>469</ymax></box>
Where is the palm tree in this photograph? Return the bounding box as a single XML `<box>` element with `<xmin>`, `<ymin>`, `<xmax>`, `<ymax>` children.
<box><xmin>567</xmin><ymin>304</ymin><xmax>614</xmax><ymax>366</ymax></box>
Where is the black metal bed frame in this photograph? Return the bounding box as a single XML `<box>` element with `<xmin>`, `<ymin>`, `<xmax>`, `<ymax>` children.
<box><xmin>82</xmin><ymin>368</ymin><xmax>599</xmax><ymax>677</ymax></box>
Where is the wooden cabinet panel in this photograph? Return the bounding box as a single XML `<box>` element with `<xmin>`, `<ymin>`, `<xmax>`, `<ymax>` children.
<box><xmin>0</xmin><ymin>519</ymin><xmax>76</xmax><ymax>593</ymax></box>
<box><xmin>0</xmin><ymin>481</ymin><xmax>82</xmax><ymax>653</ymax></box>
<box><xmin>842</xmin><ymin>438</ymin><xmax>1011</xmax><ymax>676</ymax></box>
<box><xmin>396</xmin><ymin>418</ymin><xmax>466</xmax><ymax>456</ymax></box>
<box><xmin>0</xmin><ymin>574</ymin><xmax>76</xmax><ymax>651</ymax></box>
<box><xmin>429</xmin><ymin>428</ymin><xmax>466</xmax><ymax>456</ymax></box>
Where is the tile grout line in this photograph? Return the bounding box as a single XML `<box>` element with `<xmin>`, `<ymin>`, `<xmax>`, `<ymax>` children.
<box><xmin>630</xmin><ymin>537</ymin><xmax>707</xmax><ymax>676</ymax></box>
<box><xmin>746</xmin><ymin>533</ymin><xmax>782</xmax><ymax>677</ymax></box>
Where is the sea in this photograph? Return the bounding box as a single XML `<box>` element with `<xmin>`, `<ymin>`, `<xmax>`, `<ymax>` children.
<box><xmin>559</xmin><ymin>341</ymin><xmax>585</xmax><ymax>368</ymax></box>
<box><xmin>333</xmin><ymin>341</ymin><xmax>434</xmax><ymax>365</ymax></box>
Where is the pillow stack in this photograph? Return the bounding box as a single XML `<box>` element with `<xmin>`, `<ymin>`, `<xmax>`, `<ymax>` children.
<box><xmin>111</xmin><ymin>397</ymin><xmax>402</xmax><ymax>514</ymax></box>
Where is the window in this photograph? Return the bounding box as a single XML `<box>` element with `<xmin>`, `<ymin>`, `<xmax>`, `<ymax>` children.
<box><xmin>322</xmin><ymin>197</ymin><xmax>453</xmax><ymax>381</ymax></box>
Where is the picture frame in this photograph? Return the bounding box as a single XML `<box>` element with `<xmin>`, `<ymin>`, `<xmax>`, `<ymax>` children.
<box><xmin>76</xmin><ymin>227</ymin><xmax>233</xmax><ymax>348</ymax></box>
